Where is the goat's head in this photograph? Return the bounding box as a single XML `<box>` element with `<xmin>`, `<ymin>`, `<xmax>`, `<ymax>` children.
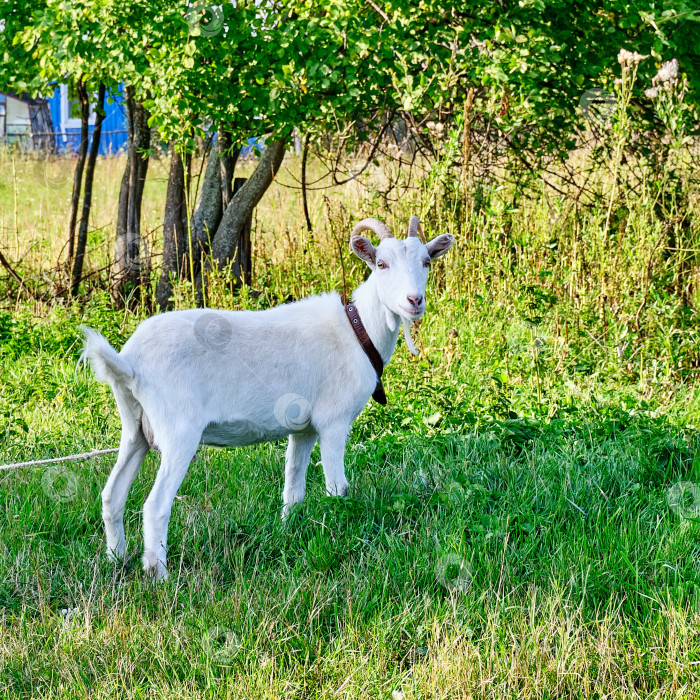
<box><xmin>349</xmin><ymin>216</ymin><xmax>454</xmax><ymax>324</ymax></box>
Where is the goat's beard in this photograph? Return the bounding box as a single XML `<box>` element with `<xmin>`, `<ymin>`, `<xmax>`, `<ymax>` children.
<box><xmin>402</xmin><ymin>317</ymin><xmax>419</xmax><ymax>356</ymax></box>
<box><xmin>385</xmin><ymin>308</ymin><xmax>419</xmax><ymax>356</ymax></box>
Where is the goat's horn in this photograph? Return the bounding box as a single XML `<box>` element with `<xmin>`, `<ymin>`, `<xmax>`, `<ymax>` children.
<box><xmin>407</xmin><ymin>216</ymin><xmax>422</xmax><ymax>238</ymax></box>
<box><xmin>351</xmin><ymin>218</ymin><xmax>393</xmax><ymax>241</ymax></box>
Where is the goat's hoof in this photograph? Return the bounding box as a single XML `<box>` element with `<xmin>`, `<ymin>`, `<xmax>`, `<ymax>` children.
<box><xmin>327</xmin><ymin>482</ymin><xmax>349</xmax><ymax>498</ymax></box>
<box><xmin>281</xmin><ymin>502</ymin><xmax>303</xmax><ymax>521</ymax></box>
<box><xmin>105</xmin><ymin>541</ymin><xmax>126</xmax><ymax>563</ymax></box>
<box><xmin>142</xmin><ymin>551</ymin><xmax>169</xmax><ymax>581</ymax></box>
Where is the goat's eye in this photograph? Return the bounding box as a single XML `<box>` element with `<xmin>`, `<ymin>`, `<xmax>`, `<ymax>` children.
<box><xmin>423</xmin><ymin>259</ymin><xmax>431</xmax><ymax>268</ymax></box>
<box><xmin>377</xmin><ymin>261</ymin><xmax>388</xmax><ymax>270</ymax></box>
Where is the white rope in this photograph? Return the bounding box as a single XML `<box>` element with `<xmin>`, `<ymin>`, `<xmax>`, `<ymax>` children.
<box><xmin>0</xmin><ymin>448</ymin><xmax>119</xmax><ymax>472</ymax></box>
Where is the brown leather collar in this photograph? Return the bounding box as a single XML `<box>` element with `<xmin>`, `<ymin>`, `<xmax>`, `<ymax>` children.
<box><xmin>345</xmin><ymin>303</ymin><xmax>387</xmax><ymax>405</ymax></box>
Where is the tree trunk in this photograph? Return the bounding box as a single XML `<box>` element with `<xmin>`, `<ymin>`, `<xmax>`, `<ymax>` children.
<box><xmin>70</xmin><ymin>84</ymin><xmax>106</xmax><ymax>297</ymax></box>
<box><xmin>190</xmin><ymin>131</ymin><xmax>238</xmax><ymax>275</ymax></box>
<box><xmin>207</xmin><ymin>138</ymin><xmax>286</xmax><ymax>288</ymax></box>
<box><xmin>113</xmin><ymin>147</ymin><xmax>132</xmax><ymax>294</ymax></box>
<box><xmin>231</xmin><ymin>177</ymin><xmax>253</xmax><ymax>286</ymax></box>
<box><xmin>219</xmin><ymin>131</ymin><xmax>237</xmax><ymax>211</ymax></box>
<box><xmin>156</xmin><ymin>148</ymin><xmax>190</xmax><ymax>309</ymax></box>
<box><xmin>66</xmin><ymin>79</ymin><xmax>90</xmax><ymax>264</ymax></box>
<box><xmin>112</xmin><ymin>86</ymin><xmax>151</xmax><ymax>306</ymax></box>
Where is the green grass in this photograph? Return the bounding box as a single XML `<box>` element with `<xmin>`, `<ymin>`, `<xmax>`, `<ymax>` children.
<box><xmin>3</xmin><ymin>288</ymin><xmax>700</xmax><ymax>697</ymax></box>
<box><xmin>2</xmin><ymin>146</ymin><xmax>700</xmax><ymax>696</ymax></box>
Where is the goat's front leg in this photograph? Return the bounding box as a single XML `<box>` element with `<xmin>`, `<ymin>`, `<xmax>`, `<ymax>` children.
<box><xmin>282</xmin><ymin>432</ymin><xmax>317</xmax><ymax>518</ymax></box>
<box><xmin>319</xmin><ymin>423</ymin><xmax>350</xmax><ymax>498</ymax></box>
<box><xmin>142</xmin><ymin>432</ymin><xmax>200</xmax><ymax>580</ymax></box>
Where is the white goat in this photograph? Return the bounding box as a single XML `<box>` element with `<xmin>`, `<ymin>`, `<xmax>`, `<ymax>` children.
<box><xmin>81</xmin><ymin>216</ymin><xmax>454</xmax><ymax>578</ymax></box>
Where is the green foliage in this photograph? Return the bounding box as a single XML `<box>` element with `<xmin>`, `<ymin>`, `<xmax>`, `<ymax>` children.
<box><xmin>3</xmin><ymin>0</ymin><xmax>697</xmax><ymax>157</ymax></box>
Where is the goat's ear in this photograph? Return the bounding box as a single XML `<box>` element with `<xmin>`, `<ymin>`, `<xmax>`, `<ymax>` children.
<box><xmin>350</xmin><ymin>235</ymin><xmax>377</xmax><ymax>267</ymax></box>
<box><xmin>426</xmin><ymin>233</ymin><xmax>455</xmax><ymax>260</ymax></box>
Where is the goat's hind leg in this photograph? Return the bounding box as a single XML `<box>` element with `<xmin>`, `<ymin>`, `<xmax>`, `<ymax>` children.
<box><xmin>102</xmin><ymin>424</ymin><xmax>149</xmax><ymax>561</ymax></box>
<box><xmin>142</xmin><ymin>428</ymin><xmax>201</xmax><ymax>580</ymax></box>
<box><xmin>102</xmin><ymin>393</ymin><xmax>149</xmax><ymax>561</ymax></box>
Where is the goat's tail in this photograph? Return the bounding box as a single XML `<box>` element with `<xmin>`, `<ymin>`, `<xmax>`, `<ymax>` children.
<box><xmin>79</xmin><ymin>326</ymin><xmax>135</xmax><ymax>386</ymax></box>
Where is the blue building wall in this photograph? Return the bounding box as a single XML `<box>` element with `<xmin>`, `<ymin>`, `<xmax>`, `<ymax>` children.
<box><xmin>46</xmin><ymin>85</ymin><xmax>128</xmax><ymax>155</ymax></box>
<box><xmin>42</xmin><ymin>85</ymin><xmax>261</xmax><ymax>157</ymax></box>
